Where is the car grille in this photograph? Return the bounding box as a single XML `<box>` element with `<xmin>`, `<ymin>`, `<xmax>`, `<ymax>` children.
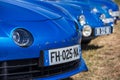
<box><xmin>0</xmin><ymin>58</ymin><xmax>80</xmax><ymax>80</ymax></box>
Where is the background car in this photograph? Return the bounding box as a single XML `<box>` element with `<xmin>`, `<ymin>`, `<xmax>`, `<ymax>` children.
<box><xmin>46</xmin><ymin>0</ymin><xmax>114</xmax><ymax>44</ymax></box>
<box><xmin>0</xmin><ymin>0</ymin><xmax>88</xmax><ymax>80</ymax></box>
<box><xmin>87</xmin><ymin>0</ymin><xmax>120</xmax><ymax>23</ymax></box>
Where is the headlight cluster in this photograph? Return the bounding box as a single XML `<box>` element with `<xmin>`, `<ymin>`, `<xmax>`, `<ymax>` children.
<box><xmin>12</xmin><ymin>28</ymin><xmax>33</xmax><ymax>47</ymax></box>
<box><xmin>100</xmin><ymin>14</ymin><xmax>114</xmax><ymax>23</ymax></box>
<box><xmin>79</xmin><ymin>15</ymin><xmax>86</xmax><ymax>26</ymax></box>
<box><xmin>100</xmin><ymin>14</ymin><xmax>107</xmax><ymax>23</ymax></box>
<box><xmin>109</xmin><ymin>9</ymin><xmax>113</xmax><ymax>16</ymax></box>
<box><xmin>109</xmin><ymin>9</ymin><xmax>120</xmax><ymax>17</ymax></box>
<box><xmin>79</xmin><ymin>15</ymin><xmax>92</xmax><ymax>37</ymax></box>
<box><xmin>82</xmin><ymin>25</ymin><xmax>92</xmax><ymax>37</ymax></box>
<box><xmin>100</xmin><ymin>14</ymin><xmax>106</xmax><ymax>20</ymax></box>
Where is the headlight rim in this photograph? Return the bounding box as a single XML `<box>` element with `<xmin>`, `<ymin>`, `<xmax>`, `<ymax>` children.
<box><xmin>82</xmin><ymin>25</ymin><xmax>92</xmax><ymax>37</ymax></box>
<box><xmin>12</xmin><ymin>28</ymin><xmax>34</xmax><ymax>47</ymax></box>
<box><xmin>79</xmin><ymin>15</ymin><xmax>86</xmax><ymax>26</ymax></box>
<box><xmin>109</xmin><ymin>9</ymin><xmax>113</xmax><ymax>16</ymax></box>
<box><xmin>100</xmin><ymin>14</ymin><xmax>106</xmax><ymax>20</ymax></box>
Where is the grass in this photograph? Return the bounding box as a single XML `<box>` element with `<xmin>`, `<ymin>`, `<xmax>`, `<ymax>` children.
<box><xmin>71</xmin><ymin>21</ymin><xmax>120</xmax><ymax>80</ymax></box>
<box><xmin>64</xmin><ymin>2</ymin><xmax>120</xmax><ymax>80</ymax></box>
<box><xmin>115</xmin><ymin>0</ymin><xmax>120</xmax><ymax>5</ymax></box>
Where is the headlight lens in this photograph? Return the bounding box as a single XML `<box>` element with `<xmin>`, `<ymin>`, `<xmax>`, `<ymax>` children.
<box><xmin>82</xmin><ymin>25</ymin><xmax>92</xmax><ymax>37</ymax></box>
<box><xmin>12</xmin><ymin>28</ymin><xmax>33</xmax><ymax>47</ymax></box>
<box><xmin>100</xmin><ymin>14</ymin><xmax>106</xmax><ymax>20</ymax></box>
<box><xmin>100</xmin><ymin>14</ymin><xmax>106</xmax><ymax>23</ymax></box>
<box><xmin>109</xmin><ymin>9</ymin><xmax>113</xmax><ymax>16</ymax></box>
<box><xmin>79</xmin><ymin>15</ymin><xmax>86</xmax><ymax>26</ymax></box>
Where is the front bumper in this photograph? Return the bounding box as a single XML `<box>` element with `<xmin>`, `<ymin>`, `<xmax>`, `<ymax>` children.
<box><xmin>102</xmin><ymin>18</ymin><xmax>114</xmax><ymax>24</ymax></box>
<box><xmin>0</xmin><ymin>58</ymin><xmax>88</xmax><ymax>80</ymax></box>
<box><xmin>35</xmin><ymin>58</ymin><xmax>88</xmax><ymax>80</ymax></box>
<box><xmin>82</xmin><ymin>26</ymin><xmax>113</xmax><ymax>41</ymax></box>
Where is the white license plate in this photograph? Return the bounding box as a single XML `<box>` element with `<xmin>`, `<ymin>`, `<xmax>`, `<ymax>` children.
<box><xmin>95</xmin><ymin>26</ymin><xmax>112</xmax><ymax>36</ymax></box>
<box><xmin>48</xmin><ymin>45</ymin><xmax>81</xmax><ymax>66</ymax></box>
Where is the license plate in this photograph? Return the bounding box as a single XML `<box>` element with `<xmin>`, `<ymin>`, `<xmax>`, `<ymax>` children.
<box><xmin>95</xmin><ymin>26</ymin><xmax>112</xmax><ymax>36</ymax></box>
<box><xmin>48</xmin><ymin>45</ymin><xmax>81</xmax><ymax>66</ymax></box>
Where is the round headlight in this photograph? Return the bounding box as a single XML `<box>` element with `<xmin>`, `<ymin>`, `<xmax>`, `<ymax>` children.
<box><xmin>12</xmin><ymin>28</ymin><xmax>33</xmax><ymax>47</ymax></box>
<box><xmin>109</xmin><ymin>9</ymin><xmax>113</xmax><ymax>16</ymax></box>
<box><xmin>79</xmin><ymin>15</ymin><xmax>86</xmax><ymax>26</ymax></box>
<box><xmin>82</xmin><ymin>25</ymin><xmax>92</xmax><ymax>37</ymax></box>
<box><xmin>100</xmin><ymin>14</ymin><xmax>106</xmax><ymax>20</ymax></box>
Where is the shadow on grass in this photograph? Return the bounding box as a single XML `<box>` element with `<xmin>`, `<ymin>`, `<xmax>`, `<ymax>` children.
<box><xmin>62</xmin><ymin>77</ymin><xmax>74</xmax><ymax>80</ymax></box>
<box><xmin>82</xmin><ymin>44</ymin><xmax>103</xmax><ymax>50</ymax></box>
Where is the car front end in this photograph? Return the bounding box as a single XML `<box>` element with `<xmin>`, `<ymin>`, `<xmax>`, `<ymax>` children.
<box><xmin>89</xmin><ymin>0</ymin><xmax>120</xmax><ymax>23</ymax></box>
<box><xmin>49</xmin><ymin>0</ymin><xmax>114</xmax><ymax>43</ymax></box>
<box><xmin>0</xmin><ymin>0</ymin><xmax>88</xmax><ymax>80</ymax></box>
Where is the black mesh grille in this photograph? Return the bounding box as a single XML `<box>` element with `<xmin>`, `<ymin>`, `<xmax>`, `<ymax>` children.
<box><xmin>0</xmin><ymin>58</ymin><xmax>80</xmax><ymax>80</ymax></box>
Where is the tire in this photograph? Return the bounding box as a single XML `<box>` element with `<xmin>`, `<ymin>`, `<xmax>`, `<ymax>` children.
<box><xmin>61</xmin><ymin>77</ymin><xmax>73</xmax><ymax>80</ymax></box>
<box><xmin>82</xmin><ymin>39</ymin><xmax>91</xmax><ymax>45</ymax></box>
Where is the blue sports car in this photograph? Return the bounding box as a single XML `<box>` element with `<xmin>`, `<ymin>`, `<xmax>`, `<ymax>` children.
<box><xmin>47</xmin><ymin>0</ymin><xmax>114</xmax><ymax>43</ymax></box>
<box><xmin>0</xmin><ymin>0</ymin><xmax>88</xmax><ymax>80</ymax></box>
<box><xmin>88</xmin><ymin>0</ymin><xmax>120</xmax><ymax>22</ymax></box>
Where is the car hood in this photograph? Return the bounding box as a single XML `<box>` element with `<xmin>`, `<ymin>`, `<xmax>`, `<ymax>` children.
<box><xmin>59</xmin><ymin>1</ymin><xmax>111</xmax><ymax>18</ymax></box>
<box><xmin>86</xmin><ymin>1</ymin><xmax>116</xmax><ymax>18</ymax></box>
<box><xmin>51</xmin><ymin>1</ymin><xmax>105</xmax><ymax>27</ymax></box>
<box><xmin>50</xmin><ymin>1</ymin><xmax>83</xmax><ymax>19</ymax></box>
<box><xmin>0</xmin><ymin>0</ymin><xmax>72</xmax><ymax>21</ymax></box>
<box><xmin>0</xmin><ymin>17</ymin><xmax>80</xmax><ymax>49</ymax></box>
<box><xmin>88</xmin><ymin>0</ymin><xmax>119</xmax><ymax>11</ymax></box>
<box><xmin>83</xmin><ymin>9</ymin><xmax>104</xmax><ymax>27</ymax></box>
<box><xmin>24</xmin><ymin>0</ymin><xmax>73</xmax><ymax>20</ymax></box>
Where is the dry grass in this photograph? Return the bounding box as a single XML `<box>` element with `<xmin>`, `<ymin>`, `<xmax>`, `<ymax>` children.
<box><xmin>115</xmin><ymin>0</ymin><xmax>120</xmax><ymax>5</ymax></box>
<box><xmin>71</xmin><ymin>21</ymin><xmax>120</xmax><ymax>80</ymax></box>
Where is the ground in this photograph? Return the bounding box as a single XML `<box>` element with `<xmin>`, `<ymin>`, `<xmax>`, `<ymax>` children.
<box><xmin>70</xmin><ymin>21</ymin><xmax>120</xmax><ymax>80</ymax></box>
<box><xmin>115</xmin><ymin>0</ymin><xmax>120</xmax><ymax>5</ymax></box>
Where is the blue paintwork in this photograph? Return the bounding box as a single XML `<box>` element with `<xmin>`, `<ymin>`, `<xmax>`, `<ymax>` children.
<box><xmin>34</xmin><ymin>58</ymin><xmax>88</xmax><ymax>80</ymax></box>
<box><xmin>47</xmin><ymin>0</ymin><xmax>114</xmax><ymax>38</ymax></box>
<box><xmin>65</xmin><ymin>0</ymin><xmax>119</xmax><ymax>11</ymax></box>
<box><xmin>51</xmin><ymin>2</ymin><xmax>103</xmax><ymax>26</ymax></box>
<box><xmin>0</xmin><ymin>0</ymin><xmax>88</xmax><ymax>79</ymax></box>
<box><xmin>89</xmin><ymin>0</ymin><xmax>119</xmax><ymax>11</ymax></box>
<box><xmin>60</xmin><ymin>0</ymin><xmax>114</xmax><ymax>18</ymax></box>
<box><xmin>87</xmin><ymin>0</ymin><xmax>120</xmax><ymax>20</ymax></box>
